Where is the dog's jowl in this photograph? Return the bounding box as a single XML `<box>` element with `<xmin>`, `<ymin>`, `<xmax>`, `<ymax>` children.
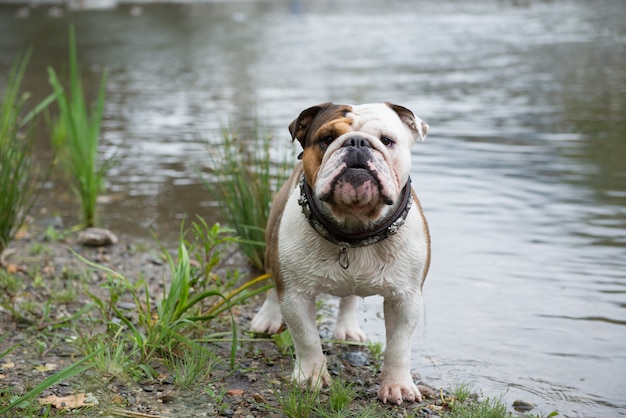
<box><xmin>250</xmin><ymin>102</ymin><xmax>430</xmax><ymax>405</ymax></box>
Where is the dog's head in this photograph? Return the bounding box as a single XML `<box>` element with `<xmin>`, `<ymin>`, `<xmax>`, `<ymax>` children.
<box><xmin>289</xmin><ymin>102</ymin><xmax>428</xmax><ymax>229</ymax></box>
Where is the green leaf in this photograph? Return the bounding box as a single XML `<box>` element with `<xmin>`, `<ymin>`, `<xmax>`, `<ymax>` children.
<box><xmin>272</xmin><ymin>329</ymin><xmax>294</xmax><ymax>355</ymax></box>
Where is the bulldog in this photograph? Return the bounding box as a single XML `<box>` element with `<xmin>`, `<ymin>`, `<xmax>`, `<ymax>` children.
<box><xmin>250</xmin><ymin>102</ymin><xmax>430</xmax><ymax>405</ymax></box>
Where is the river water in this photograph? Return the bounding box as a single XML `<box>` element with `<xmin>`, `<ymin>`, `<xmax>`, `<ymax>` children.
<box><xmin>1</xmin><ymin>1</ymin><xmax>625</xmax><ymax>416</ymax></box>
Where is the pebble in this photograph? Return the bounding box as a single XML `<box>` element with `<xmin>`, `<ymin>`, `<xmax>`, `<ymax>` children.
<box><xmin>341</xmin><ymin>351</ymin><xmax>369</xmax><ymax>367</ymax></box>
<box><xmin>159</xmin><ymin>389</ymin><xmax>176</xmax><ymax>403</ymax></box>
<box><xmin>417</xmin><ymin>384</ymin><xmax>437</xmax><ymax>399</ymax></box>
<box><xmin>77</xmin><ymin>228</ymin><xmax>118</xmax><ymax>247</ymax></box>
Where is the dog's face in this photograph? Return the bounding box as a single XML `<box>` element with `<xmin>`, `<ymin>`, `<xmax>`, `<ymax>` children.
<box><xmin>289</xmin><ymin>102</ymin><xmax>428</xmax><ymax>227</ymax></box>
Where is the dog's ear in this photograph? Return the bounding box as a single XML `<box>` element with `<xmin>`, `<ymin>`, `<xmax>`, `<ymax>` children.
<box><xmin>385</xmin><ymin>102</ymin><xmax>429</xmax><ymax>143</ymax></box>
<box><xmin>289</xmin><ymin>103</ymin><xmax>332</xmax><ymax>154</ymax></box>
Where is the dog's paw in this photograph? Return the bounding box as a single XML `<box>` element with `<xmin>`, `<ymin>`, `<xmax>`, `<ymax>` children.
<box><xmin>334</xmin><ymin>323</ymin><xmax>367</xmax><ymax>342</ymax></box>
<box><xmin>250</xmin><ymin>304</ymin><xmax>283</xmax><ymax>334</ymax></box>
<box><xmin>292</xmin><ymin>362</ymin><xmax>331</xmax><ymax>391</ymax></box>
<box><xmin>378</xmin><ymin>379</ymin><xmax>422</xmax><ymax>405</ymax></box>
<box><xmin>250</xmin><ymin>316</ymin><xmax>283</xmax><ymax>334</ymax></box>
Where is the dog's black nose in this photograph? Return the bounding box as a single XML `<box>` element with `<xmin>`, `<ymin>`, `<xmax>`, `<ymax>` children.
<box><xmin>343</xmin><ymin>137</ymin><xmax>371</xmax><ymax>149</ymax></box>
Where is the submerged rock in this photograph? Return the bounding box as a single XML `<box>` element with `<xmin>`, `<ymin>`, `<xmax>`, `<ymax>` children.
<box><xmin>512</xmin><ymin>399</ymin><xmax>536</xmax><ymax>412</ymax></box>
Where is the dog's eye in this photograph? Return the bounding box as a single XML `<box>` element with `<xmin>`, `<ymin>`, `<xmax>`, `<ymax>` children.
<box><xmin>381</xmin><ymin>136</ymin><xmax>395</xmax><ymax>147</ymax></box>
<box><xmin>320</xmin><ymin>135</ymin><xmax>334</xmax><ymax>149</ymax></box>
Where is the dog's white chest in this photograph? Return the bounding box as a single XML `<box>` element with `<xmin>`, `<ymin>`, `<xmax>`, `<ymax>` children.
<box><xmin>277</xmin><ymin>190</ymin><xmax>428</xmax><ymax>299</ymax></box>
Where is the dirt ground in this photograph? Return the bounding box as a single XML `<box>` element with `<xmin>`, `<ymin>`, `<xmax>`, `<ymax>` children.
<box><xmin>0</xmin><ymin>223</ymin><xmax>456</xmax><ymax>417</ymax></box>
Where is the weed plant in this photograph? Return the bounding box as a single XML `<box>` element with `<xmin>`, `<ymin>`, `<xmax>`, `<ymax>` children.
<box><xmin>48</xmin><ymin>26</ymin><xmax>114</xmax><ymax>228</ymax></box>
<box><xmin>0</xmin><ymin>50</ymin><xmax>53</xmax><ymax>255</ymax></box>
<box><xmin>203</xmin><ymin>124</ymin><xmax>294</xmax><ymax>271</ymax></box>
<box><xmin>80</xmin><ymin>219</ymin><xmax>271</xmax><ymax>378</ymax></box>
<box><xmin>185</xmin><ymin>216</ymin><xmax>238</xmax><ymax>294</ymax></box>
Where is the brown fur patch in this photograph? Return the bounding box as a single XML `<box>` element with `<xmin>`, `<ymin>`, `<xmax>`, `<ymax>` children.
<box><xmin>289</xmin><ymin>104</ymin><xmax>353</xmax><ymax>183</ymax></box>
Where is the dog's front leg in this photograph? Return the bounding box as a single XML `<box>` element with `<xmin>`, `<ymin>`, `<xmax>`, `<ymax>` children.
<box><xmin>378</xmin><ymin>290</ymin><xmax>423</xmax><ymax>405</ymax></box>
<box><xmin>280</xmin><ymin>291</ymin><xmax>330</xmax><ymax>389</ymax></box>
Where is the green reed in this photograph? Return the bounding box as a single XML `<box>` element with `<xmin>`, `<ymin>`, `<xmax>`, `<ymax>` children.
<box><xmin>48</xmin><ymin>26</ymin><xmax>113</xmax><ymax>228</ymax></box>
<box><xmin>203</xmin><ymin>125</ymin><xmax>293</xmax><ymax>271</ymax></box>
<box><xmin>0</xmin><ymin>50</ymin><xmax>53</xmax><ymax>255</ymax></box>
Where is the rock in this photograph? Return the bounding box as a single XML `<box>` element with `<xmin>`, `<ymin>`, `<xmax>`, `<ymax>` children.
<box><xmin>140</xmin><ymin>384</ymin><xmax>155</xmax><ymax>392</ymax></box>
<box><xmin>417</xmin><ymin>384</ymin><xmax>437</xmax><ymax>399</ymax></box>
<box><xmin>159</xmin><ymin>389</ymin><xmax>176</xmax><ymax>403</ymax></box>
<box><xmin>77</xmin><ymin>228</ymin><xmax>118</xmax><ymax>247</ymax></box>
<box><xmin>341</xmin><ymin>351</ymin><xmax>369</xmax><ymax>367</ymax></box>
<box><xmin>512</xmin><ymin>399</ymin><xmax>536</xmax><ymax>412</ymax></box>
<box><xmin>226</xmin><ymin>389</ymin><xmax>244</xmax><ymax>396</ymax></box>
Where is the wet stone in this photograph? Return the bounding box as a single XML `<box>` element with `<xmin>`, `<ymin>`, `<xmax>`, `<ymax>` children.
<box><xmin>341</xmin><ymin>351</ymin><xmax>369</xmax><ymax>367</ymax></box>
<box><xmin>77</xmin><ymin>228</ymin><xmax>118</xmax><ymax>247</ymax></box>
<box><xmin>512</xmin><ymin>399</ymin><xmax>536</xmax><ymax>412</ymax></box>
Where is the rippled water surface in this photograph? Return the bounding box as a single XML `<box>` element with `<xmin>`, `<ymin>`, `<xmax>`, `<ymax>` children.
<box><xmin>1</xmin><ymin>1</ymin><xmax>625</xmax><ymax>416</ymax></box>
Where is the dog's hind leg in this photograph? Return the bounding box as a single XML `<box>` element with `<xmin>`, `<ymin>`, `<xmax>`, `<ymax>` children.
<box><xmin>334</xmin><ymin>295</ymin><xmax>367</xmax><ymax>342</ymax></box>
<box><xmin>250</xmin><ymin>288</ymin><xmax>283</xmax><ymax>334</ymax></box>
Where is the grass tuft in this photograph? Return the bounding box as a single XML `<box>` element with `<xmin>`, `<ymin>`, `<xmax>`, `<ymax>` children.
<box><xmin>272</xmin><ymin>377</ymin><xmax>320</xmax><ymax>418</ymax></box>
<box><xmin>450</xmin><ymin>380</ymin><xmax>473</xmax><ymax>403</ymax></box>
<box><xmin>444</xmin><ymin>394</ymin><xmax>508</xmax><ymax>418</ymax></box>
<box><xmin>326</xmin><ymin>375</ymin><xmax>357</xmax><ymax>413</ymax></box>
<box><xmin>202</xmin><ymin>124</ymin><xmax>294</xmax><ymax>271</ymax></box>
<box><xmin>0</xmin><ymin>49</ymin><xmax>53</xmax><ymax>255</ymax></box>
<box><xmin>166</xmin><ymin>342</ymin><xmax>217</xmax><ymax>388</ymax></box>
<box><xmin>47</xmin><ymin>25</ymin><xmax>114</xmax><ymax>228</ymax></box>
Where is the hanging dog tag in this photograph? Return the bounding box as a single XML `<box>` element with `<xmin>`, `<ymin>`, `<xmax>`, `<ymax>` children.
<box><xmin>338</xmin><ymin>244</ymin><xmax>349</xmax><ymax>269</ymax></box>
